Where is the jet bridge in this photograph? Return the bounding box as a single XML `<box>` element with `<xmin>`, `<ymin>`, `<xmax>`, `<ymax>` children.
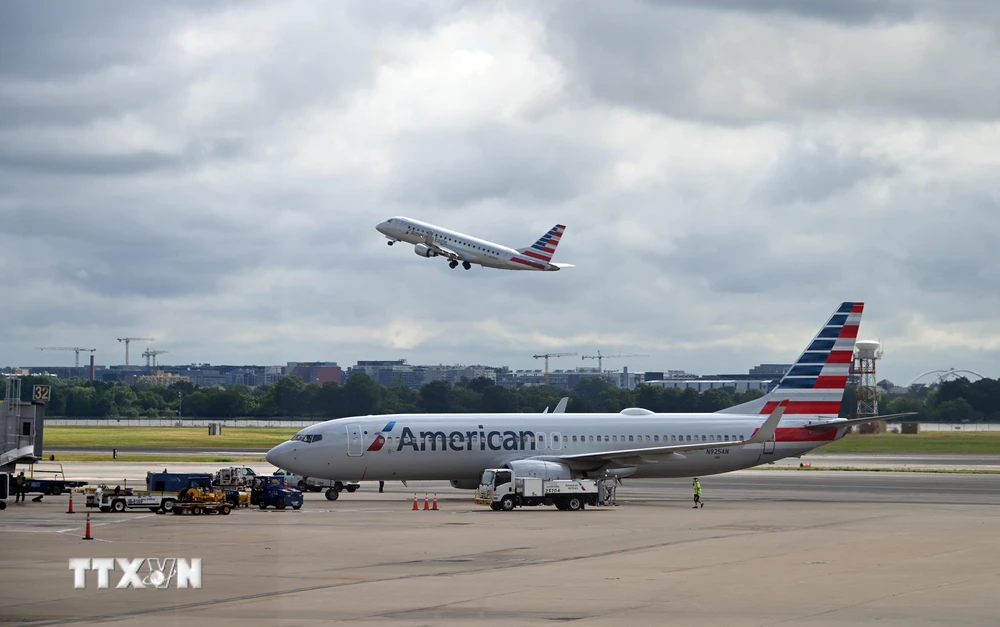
<box><xmin>0</xmin><ymin>377</ymin><xmax>46</xmax><ymax>473</ymax></box>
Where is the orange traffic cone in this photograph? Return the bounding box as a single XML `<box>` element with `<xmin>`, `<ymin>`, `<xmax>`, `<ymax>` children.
<box><xmin>412</xmin><ymin>494</ymin><xmax>419</xmax><ymax>510</ymax></box>
<box><xmin>66</xmin><ymin>492</ymin><xmax>74</xmax><ymax>514</ymax></box>
<box><xmin>82</xmin><ymin>512</ymin><xmax>93</xmax><ymax>540</ymax></box>
<box><xmin>432</xmin><ymin>494</ymin><xmax>438</xmax><ymax>511</ymax></box>
<box><xmin>423</xmin><ymin>493</ymin><xmax>429</xmax><ymax>510</ymax></box>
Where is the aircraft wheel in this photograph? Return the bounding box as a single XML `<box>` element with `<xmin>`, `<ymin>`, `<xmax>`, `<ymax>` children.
<box><xmin>387</xmin><ymin>241</ymin><xmax>394</xmax><ymax>246</ymax></box>
<box><xmin>325</xmin><ymin>488</ymin><xmax>339</xmax><ymax>501</ymax></box>
<box><xmin>462</xmin><ymin>261</ymin><xmax>471</xmax><ymax>270</ymax></box>
<box><xmin>449</xmin><ymin>260</ymin><xmax>458</xmax><ymax>269</ymax></box>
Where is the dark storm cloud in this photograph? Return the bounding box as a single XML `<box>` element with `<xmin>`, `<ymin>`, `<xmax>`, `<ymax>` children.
<box><xmin>542</xmin><ymin>0</ymin><xmax>1000</xmax><ymax>123</ymax></box>
<box><xmin>645</xmin><ymin>0</ymin><xmax>917</xmax><ymax>25</ymax></box>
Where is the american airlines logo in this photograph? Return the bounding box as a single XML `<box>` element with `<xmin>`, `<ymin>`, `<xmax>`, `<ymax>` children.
<box><xmin>69</xmin><ymin>558</ymin><xmax>202</xmax><ymax>589</ymax></box>
<box><xmin>371</xmin><ymin>421</ymin><xmax>539</xmax><ymax>452</ymax></box>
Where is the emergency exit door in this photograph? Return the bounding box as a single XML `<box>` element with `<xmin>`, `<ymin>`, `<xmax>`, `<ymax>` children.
<box><xmin>346</xmin><ymin>424</ymin><xmax>364</xmax><ymax>457</ymax></box>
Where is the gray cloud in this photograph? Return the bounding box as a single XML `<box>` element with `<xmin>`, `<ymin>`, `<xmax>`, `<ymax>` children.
<box><xmin>0</xmin><ymin>1</ymin><xmax>998</xmax><ymax>384</ymax></box>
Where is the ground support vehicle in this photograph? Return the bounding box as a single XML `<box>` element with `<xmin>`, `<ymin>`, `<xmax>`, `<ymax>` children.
<box><xmin>170</xmin><ymin>486</ymin><xmax>232</xmax><ymax>516</ymax></box>
<box><xmin>250</xmin><ymin>476</ymin><xmax>303</xmax><ymax>510</ymax></box>
<box><xmin>0</xmin><ymin>472</ymin><xmax>8</xmax><ymax>510</ymax></box>
<box><xmin>475</xmin><ymin>468</ymin><xmax>604</xmax><ymax>512</ymax></box>
<box><xmin>146</xmin><ymin>472</ymin><xmax>213</xmax><ymax>493</ymax></box>
<box><xmin>222</xmin><ymin>488</ymin><xmax>251</xmax><ymax>508</ymax></box>
<box><xmin>88</xmin><ymin>487</ymin><xmax>180</xmax><ymax>513</ymax></box>
<box><xmin>15</xmin><ymin>464</ymin><xmax>87</xmax><ymax>496</ymax></box>
<box><xmin>213</xmin><ymin>466</ymin><xmax>258</xmax><ymax>488</ymax></box>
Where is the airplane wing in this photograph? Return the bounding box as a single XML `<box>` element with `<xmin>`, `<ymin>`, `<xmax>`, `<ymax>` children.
<box><xmin>802</xmin><ymin>412</ymin><xmax>917</xmax><ymax>430</ymax></box>
<box><xmin>423</xmin><ymin>231</ymin><xmax>468</xmax><ymax>262</ymax></box>
<box><xmin>544</xmin><ymin>400</ymin><xmax>788</xmax><ymax>465</ymax></box>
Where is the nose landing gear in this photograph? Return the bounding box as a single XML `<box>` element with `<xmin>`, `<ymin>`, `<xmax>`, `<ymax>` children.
<box><xmin>387</xmin><ymin>240</ymin><xmax>394</xmax><ymax>246</ymax></box>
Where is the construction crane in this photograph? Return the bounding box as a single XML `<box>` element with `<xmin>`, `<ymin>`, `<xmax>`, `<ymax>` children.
<box><xmin>581</xmin><ymin>350</ymin><xmax>649</xmax><ymax>372</ymax></box>
<box><xmin>142</xmin><ymin>349</ymin><xmax>168</xmax><ymax>368</ymax></box>
<box><xmin>117</xmin><ymin>337</ymin><xmax>154</xmax><ymax>366</ymax></box>
<box><xmin>532</xmin><ymin>352</ymin><xmax>578</xmax><ymax>386</ymax></box>
<box><xmin>36</xmin><ymin>347</ymin><xmax>96</xmax><ymax>368</ymax></box>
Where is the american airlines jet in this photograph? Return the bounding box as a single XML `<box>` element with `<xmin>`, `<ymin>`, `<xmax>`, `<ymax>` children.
<box><xmin>267</xmin><ymin>302</ymin><xmax>908</xmax><ymax>488</ymax></box>
<box><xmin>375</xmin><ymin>217</ymin><xmax>573</xmax><ymax>271</ymax></box>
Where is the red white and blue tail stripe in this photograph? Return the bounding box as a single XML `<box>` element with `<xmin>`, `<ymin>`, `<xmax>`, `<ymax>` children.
<box><xmin>517</xmin><ymin>224</ymin><xmax>565</xmax><ymax>264</ymax></box>
<box><xmin>720</xmin><ymin>302</ymin><xmax>863</xmax><ymax>418</ymax></box>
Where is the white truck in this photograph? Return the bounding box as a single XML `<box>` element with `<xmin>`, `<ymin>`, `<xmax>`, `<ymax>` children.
<box><xmin>272</xmin><ymin>469</ymin><xmax>360</xmax><ymax>501</ymax></box>
<box><xmin>474</xmin><ymin>468</ymin><xmax>604</xmax><ymax>511</ymax></box>
<box><xmin>87</xmin><ymin>487</ymin><xmax>180</xmax><ymax>513</ymax></box>
<box><xmin>214</xmin><ymin>466</ymin><xmax>258</xmax><ymax>488</ymax></box>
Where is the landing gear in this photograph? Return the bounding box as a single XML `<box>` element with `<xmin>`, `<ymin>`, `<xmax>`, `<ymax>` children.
<box><xmin>449</xmin><ymin>260</ymin><xmax>458</xmax><ymax>269</ymax></box>
<box><xmin>462</xmin><ymin>261</ymin><xmax>471</xmax><ymax>270</ymax></box>
<box><xmin>387</xmin><ymin>240</ymin><xmax>394</xmax><ymax>246</ymax></box>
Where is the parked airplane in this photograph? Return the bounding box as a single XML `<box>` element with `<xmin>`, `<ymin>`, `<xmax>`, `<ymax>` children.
<box><xmin>267</xmin><ymin>302</ymin><xmax>910</xmax><ymax>487</ymax></box>
<box><xmin>375</xmin><ymin>217</ymin><xmax>573</xmax><ymax>271</ymax></box>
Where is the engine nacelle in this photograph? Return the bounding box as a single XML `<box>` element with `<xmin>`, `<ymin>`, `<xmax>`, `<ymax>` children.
<box><xmin>414</xmin><ymin>243</ymin><xmax>437</xmax><ymax>258</ymax></box>
<box><xmin>449</xmin><ymin>479</ymin><xmax>480</xmax><ymax>490</ymax></box>
<box><xmin>505</xmin><ymin>459</ymin><xmax>573</xmax><ymax>480</ymax></box>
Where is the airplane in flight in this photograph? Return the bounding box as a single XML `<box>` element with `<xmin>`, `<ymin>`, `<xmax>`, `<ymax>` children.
<box><xmin>267</xmin><ymin>302</ymin><xmax>910</xmax><ymax>488</ymax></box>
<box><xmin>375</xmin><ymin>217</ymin><xmax>573</xmax><ymax>271</ymax></box>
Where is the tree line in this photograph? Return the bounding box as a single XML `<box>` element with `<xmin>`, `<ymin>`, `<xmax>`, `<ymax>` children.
<box><xmin>1</xmin><ymin>374</ymin><xmax>997</xmax><ymax>421</ymax></box>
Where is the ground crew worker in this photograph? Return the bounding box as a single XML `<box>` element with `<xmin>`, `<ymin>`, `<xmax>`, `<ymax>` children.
<box><xmin>693</xmin><ymin>478</ymin><xmax>703</xmax><ymax>508</ymax></box>
<box><xmin>14</xmin><ymin>471</ymin><xmax>27</xmax><ymax>504</ymax></box>
<box><xmin>378</xmin><ymin>481</ymin><xmax>384</xmax><ymax>493</ymax></box>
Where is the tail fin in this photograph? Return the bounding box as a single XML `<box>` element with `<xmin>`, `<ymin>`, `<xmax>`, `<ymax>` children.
<box><xmin>517</xmin><ymin>224</ymin><xmax>566</xmax><ymax>263</ymax></box>
<box><xmin>719</xmin><ymin>302</ymin><xmax>864</xmax><ymax>418</ymax></box>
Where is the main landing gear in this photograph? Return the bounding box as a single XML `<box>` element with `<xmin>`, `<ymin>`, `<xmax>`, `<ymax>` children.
<box><xmin>449</xmin><ymin>260</ymin><xmax>458</xmax><ymax>269</ymax></box>
<box><xmin>462</xmin><ymin>261</ymin><xmax>471</xmax><ymax>270</ymax></box>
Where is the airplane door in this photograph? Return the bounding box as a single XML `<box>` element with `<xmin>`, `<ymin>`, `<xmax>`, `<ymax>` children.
<box><xmin>346</xmin><ymin>424</ymin><xmax>364</xmax><ymax>457</ymax></box>
<box><xmin>551</xmin><ymin>432</ymin><xmax>562</xmax><ymax>451</ymax></box>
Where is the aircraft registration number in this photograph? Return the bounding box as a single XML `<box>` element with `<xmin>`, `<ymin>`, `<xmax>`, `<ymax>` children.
<box><xmin>705</xmin><ymin>448</ymin><xmax>729</xmax><ymax>455</ymax></box>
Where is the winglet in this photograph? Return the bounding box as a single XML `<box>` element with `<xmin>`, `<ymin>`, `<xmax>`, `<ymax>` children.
<box><xmin>553</xmin><ymin>397</ymin><xmax>569</xmax><ymax>413</ymax></box>
<box><xmin>746</xmin><ymin>400</ymin><xmax>788</xmax><ymax>445</ymax></box>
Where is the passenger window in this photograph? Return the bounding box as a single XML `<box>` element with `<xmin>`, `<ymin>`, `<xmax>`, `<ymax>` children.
<box><xmin>671</xmin><ymin>435</ymin><xmax>676</xmax><ymax>442</ymax></box>
<box><xmin>645</xmin><ymin>436</ymin><xmax>650</xmax><ymax>442</ymax></box>
<box><xmin>717</xmin><ymin>435</ymin><xmax>722</xmax><ymax>441</ymax></box>
<box><xmin>572</xmin><ymin>436</ymin><xmax>578</xmax><ymax>442</ymax></box>
<box><xmin>701</xmin><ymin>435</ymin><xmax>707</xmax><ymax>442</ymax></box>
<box><xmin>686</xmin><ymin>435</ymin><xmax>692</xmax><ymax>442</ymax></box>
<box><xmin>654</xmin><ymin>435</ymin><xmax>659</xmax><ymax>442</ymax></box>
<box><xmin>604</xmin><ymin>436</ymin><xmax>609</xmax><ymax>442</ymax></box>
<box><xmin>612</xmin><ymin>435</ymin><xmax>617</xmax><ymax>442</ymax></box>
<box><xmin>628</xmin><ymin>436</ymin><xmax>634</xmax><ymax>442</ymax></box>
<box><xmin>709</xmin><ymin>435</ymin><xmax>715</xmax><ymax>442</ymax></box>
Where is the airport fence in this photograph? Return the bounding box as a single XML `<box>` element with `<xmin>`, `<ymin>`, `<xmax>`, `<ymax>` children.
<box><xmin>44</xmin><ymin>418</ymin><xmax>321</xmax><ymax>428</ymax></box>
<box><xmin>917</xmin><ymin>423</ymin><xmax>1000</xmax><ymax>432</ymax></box>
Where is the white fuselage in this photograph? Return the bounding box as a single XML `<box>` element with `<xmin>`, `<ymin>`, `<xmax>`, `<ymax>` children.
<box><xmin>376</xmin><ymin>217</ymin><xmax>563</xmax><ymax>271</ymax></box>
<box><xmin>266</xmin><ymin>412</ymin><xmax>844</xmax><ymax>482</ymax></box>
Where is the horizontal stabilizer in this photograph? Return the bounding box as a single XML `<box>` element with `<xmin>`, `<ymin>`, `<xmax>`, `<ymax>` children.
<box><xmin>550</xmin><ymin>263</ymin><xmax>575</xmax><ymax>269</ymax></box>
<box><xmin>804</xmin><ymin>412</ymin><xmax>917</xmax><ymax>430</ymax></box>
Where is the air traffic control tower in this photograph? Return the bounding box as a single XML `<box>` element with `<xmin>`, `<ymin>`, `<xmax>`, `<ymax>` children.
<box><xmin>0</xmin><ymin>377</ymin><xmax>47</xmax><ymax>473</ymax></box>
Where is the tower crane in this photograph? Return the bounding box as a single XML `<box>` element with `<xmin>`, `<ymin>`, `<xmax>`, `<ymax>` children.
<box><xmin>581</xmin><ymin>350</ymin><xmax>649</xmax><ymax>372</ymax></box>
<box><xmin>117</xmin><ymin>337</ymin><xmax>154</xmax><ymax>366</ymax></box>
<box><xmin>532</xmin><ymin>352</ymin><xmax>578</xmax><ymax>386</ymax></box>
<box><xmin>36</xmin><ymin>347</ymin><xmax>96</xmax><ymax>368</ymax></box>
<box><xmin>142</xmin><ymin>349</ymin><xmax>169</xmax><ymax>368</ymax></box>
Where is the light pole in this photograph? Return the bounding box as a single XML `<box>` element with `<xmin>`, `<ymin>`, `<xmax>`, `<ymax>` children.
<box><xmin>178</xmin><ymin>392</ymin><xmax>183</xmax><ymax>418</ymax></box>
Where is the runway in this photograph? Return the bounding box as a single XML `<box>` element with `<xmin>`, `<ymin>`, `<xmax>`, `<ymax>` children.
<box><xmin>1</xmin><ymin>470</ymin><xmax>998</xmax><ymax>626</ymax></box>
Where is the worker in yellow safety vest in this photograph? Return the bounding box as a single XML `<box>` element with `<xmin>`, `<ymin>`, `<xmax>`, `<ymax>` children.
<box><xmin>692</xmin><ymin>478</ymin><xmax>703</xmax><ymax>509</ymax></box>
<box><xmin>15</xmin><ymin>471</ymin><xmax>27</xmax><ymax>504</ymax></box>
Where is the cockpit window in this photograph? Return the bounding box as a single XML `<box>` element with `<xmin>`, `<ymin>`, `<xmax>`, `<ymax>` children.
<box><xmin>292</xmin><ymin>434</ymin><xmax>323</xmax><ymax>443</ymax></box>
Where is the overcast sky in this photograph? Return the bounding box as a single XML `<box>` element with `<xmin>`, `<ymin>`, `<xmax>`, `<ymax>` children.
<box><xmin>2</xmin><ymin>0</ymin><xmax>998</xmax><ymax>385</ymax></box>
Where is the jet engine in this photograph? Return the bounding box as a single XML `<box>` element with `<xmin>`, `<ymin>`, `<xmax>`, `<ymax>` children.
<box><xmin>449</xmin><ymin>479</ymin><xmax>480</xmax><ymax>490</ymax></box>
<box><xmin>414</xmin><ymin>243</ymin><xmax>437</xmax><ymax>258</ymax></box>
<box><xmin>505</xmin><ymin>459</ymin><xmax>573</xmax><ymax>480</ymax></box>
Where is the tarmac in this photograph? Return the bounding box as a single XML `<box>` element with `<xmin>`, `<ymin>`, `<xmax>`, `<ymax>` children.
<box><xmin>1</xmin><ymin>470</ymin><xmax>998</xmax><ymax>626</ymax></box>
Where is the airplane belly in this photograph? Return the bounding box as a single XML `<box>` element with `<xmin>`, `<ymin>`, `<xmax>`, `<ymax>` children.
<box><xmin>631</xmin><ymin>446</ymin><xmax>763</xmax><ymax>479</ymax></box>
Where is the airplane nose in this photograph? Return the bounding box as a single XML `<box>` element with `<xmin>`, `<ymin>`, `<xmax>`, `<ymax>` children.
<box><xmin>266</xmin><ymin>442</ymin><xmax>292</xmax><ymax>469</ymax></box>
<box><xmin>375</xmin><ymin>222</ymin><xmax>388</xmax><ymax>234</ymax></box>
